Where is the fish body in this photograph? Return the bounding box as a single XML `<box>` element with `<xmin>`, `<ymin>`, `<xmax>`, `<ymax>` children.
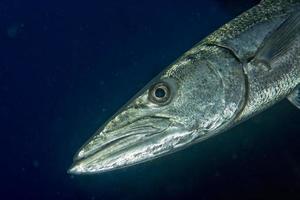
<box><xmin>69</xmin><ymin>0</ymin><xmax>300</xmax><ymax>174</ymax></box>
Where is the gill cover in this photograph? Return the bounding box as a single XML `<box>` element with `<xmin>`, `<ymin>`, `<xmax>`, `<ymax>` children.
<box><xmin>156</xmin><ymin>46</ymin><xmax>247</xmax><ymax>139</ymax></box>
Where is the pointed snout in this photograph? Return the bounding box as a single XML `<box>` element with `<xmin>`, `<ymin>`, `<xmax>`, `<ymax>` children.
<box><xmin>68</xmin><ymin>116</ymin><xmax>178</xmax><ymax>174</ymax></box>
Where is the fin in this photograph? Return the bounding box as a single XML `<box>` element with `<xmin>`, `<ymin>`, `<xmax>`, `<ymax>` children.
<box><xmin>255</xmin><ymin>11</ymin><xmax>300</xmax><ymax>65</ymax></box>
<box><xmin>212</xmin><ymin>17</ymin><xmax>285</xmax><ymax>63</ymax></box>
<box><xmin>287</xmin><ymin>85</ymin><xmax>300</xmax><ymax>109</ymax></box>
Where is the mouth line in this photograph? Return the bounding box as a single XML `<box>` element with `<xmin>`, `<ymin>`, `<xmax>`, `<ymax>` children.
<box><xmin>68</xmin><ymin>117</ymin><xmax>195</xmax><ymax>175</ymax></box>
<box><xmin>68</xmin><ymin>123</ymin><xmax>194</xmax><ymax>175</ymax></box>
<box><xmin>75</xmin><ymin>133</ymin><xmax>137</xmax><ymax>163</ymax></box>
<box><xmin>73</xmin><ymin>116</ymin><xmax>172</xmax><ymax>162</ymax></box>
<box><xmin>74</xmin><ymin>128</ymin><xmax>160</xmax><ymax>164</ymax></box>
<box><xmin>103</xmin><ymin>115</ymin><xmax>171</xmax><ymax>134</ymax></box>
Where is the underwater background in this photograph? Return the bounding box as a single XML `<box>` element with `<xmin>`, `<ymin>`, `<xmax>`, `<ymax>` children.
<box><xmin>1</xmin><ymin>0</ymin><xmax>300</xmax><ymax>199</ymax></box>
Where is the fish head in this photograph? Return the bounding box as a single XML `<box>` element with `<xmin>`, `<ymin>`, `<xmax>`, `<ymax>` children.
<box><xmin>69</xmin><ymin>54</ymin><xmax>244</xmax><ymax>174</ymax></box>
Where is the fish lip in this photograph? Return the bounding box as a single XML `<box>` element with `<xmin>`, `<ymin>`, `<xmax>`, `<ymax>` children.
<box><xmin>68</xmin><ymin>132</ymin><xmax>159</xmax><ymax>175</ymax></box>
<box><xmin>69</xmin><ymin>116</ymin><xmax>172</xmax><ymax>174</ymax></box>
<box><xmin>74</xmin><ymin>131</ymin><xmax>149</xmax><ymax>163</ymax></box>
<box><xmin>68</xmin><ymin>134</ymin><xmax>143</xmax><ymax>175</ymax></box>
<box><xmin>73</xmin><ymin>131</ymin><xmax>145</xmax><ymax>162</ymax></box>
<box><xmin>72</xmin><ymin>116</ymin><xmax>171</xmax><ymax>162</ymax></box>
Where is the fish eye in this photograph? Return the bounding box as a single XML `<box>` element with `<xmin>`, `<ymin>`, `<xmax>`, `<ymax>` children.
<box><xmin>148</xmin><ymin>81</ymin><xmax>172</xmax><ymax>105</ymax></box>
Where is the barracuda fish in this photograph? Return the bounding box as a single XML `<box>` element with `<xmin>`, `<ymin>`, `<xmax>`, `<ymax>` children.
<box><xmin>69</xmin><ymin>0</ymin><xmax>300</xmax><ymax>174</ymax></box>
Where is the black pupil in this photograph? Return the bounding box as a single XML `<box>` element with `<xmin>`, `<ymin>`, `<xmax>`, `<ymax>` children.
<box><xmin>155</xmin><ymin>88</ymin><xmax>166</xmax><ymax>98</ymax></box>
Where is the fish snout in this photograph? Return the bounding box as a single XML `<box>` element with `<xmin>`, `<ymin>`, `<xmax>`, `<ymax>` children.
<box><xmin>68</xmin><ymin>116</ymin><xmax>173</xmax><ymax>174</ymax></box>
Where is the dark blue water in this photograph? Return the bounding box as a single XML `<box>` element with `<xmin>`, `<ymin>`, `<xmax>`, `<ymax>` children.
<box><xmin>1</xmin><ymin>0</ymin><xmax>300</xmax><ymax>199</ymax></box>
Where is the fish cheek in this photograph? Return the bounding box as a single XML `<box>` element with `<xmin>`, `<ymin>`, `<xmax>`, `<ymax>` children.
<box><xmin>167</xmin><ymin>63</ymin><xmax>226</xmax><ymax>131</ymax></box>
<box><xmin>193</xmin><ymin>71</ymin><xmax>226</xmax><ymax>131</ymax></box>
